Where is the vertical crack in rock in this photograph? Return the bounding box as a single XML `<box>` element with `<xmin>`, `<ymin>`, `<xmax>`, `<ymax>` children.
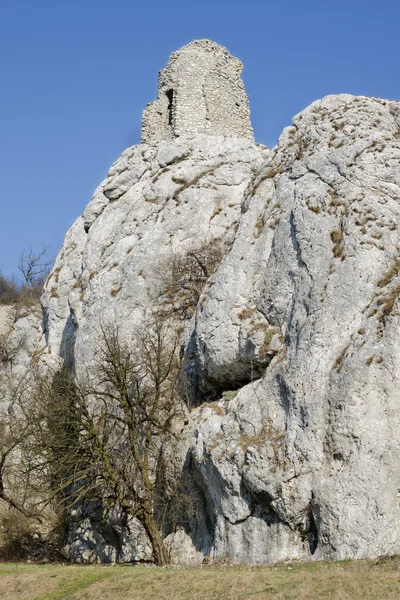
<box><xmin>289</xmin><ymin>209</ymin><xmax>305</xmax><ymax>269</ymax></box>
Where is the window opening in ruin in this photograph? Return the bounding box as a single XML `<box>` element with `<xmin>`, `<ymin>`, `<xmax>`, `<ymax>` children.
<box><xmin>166</xmin><ymin>89</ymin><xmax>174</xmax><ymax>126</ymax></box>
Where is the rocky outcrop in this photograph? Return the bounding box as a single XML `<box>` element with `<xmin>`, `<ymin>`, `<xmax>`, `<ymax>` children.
<box><xmin>40</xmin><ymin>135</ymin><xmax>267</xmax><ymax>376</ymax></box>
<box><xmin>183</xmin><ymin>94</ymin><xmax>400</xmax><ymax>562</ymax></box>
<box><xmin>2</xmin><ymin>42</ymin><xmax>399</xmax><ymax>564</ymax></box>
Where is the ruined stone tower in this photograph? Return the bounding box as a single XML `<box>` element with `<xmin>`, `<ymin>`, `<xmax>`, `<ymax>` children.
<box><xmin>141</xmin><ymin>39</ymin><xmax>254</xmax><ymax>144</ymax></box>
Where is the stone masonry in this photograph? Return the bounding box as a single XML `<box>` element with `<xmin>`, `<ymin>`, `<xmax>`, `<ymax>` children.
<box><xmin>141</xmin><ymin>39</ymin><xmax>254</xmax><ymax>144</ymax></box>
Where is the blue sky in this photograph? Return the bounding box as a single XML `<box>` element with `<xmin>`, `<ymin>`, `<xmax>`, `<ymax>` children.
<box><xmin>1</xmin><ymin>0</ymin><xmax>399</xmax><ymax>278</ymax></box>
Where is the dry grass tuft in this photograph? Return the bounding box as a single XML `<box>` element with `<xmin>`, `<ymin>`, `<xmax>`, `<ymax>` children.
<box><xmin>254</xmin><ymin>214</ymin><xmax>265</xmax><ymax>239</ymax></box>
<box><xmin>333</xmin><ymin>344</ymin><xmax>349</xmax><ymax>373</ymax></box>
<box><xmin>377</xmin><ymin>257</ymin><xmax>400</xmax><ymax>288</ymax></box>
<box><xmin>238</xmin><ymin>307</ymin><xmax>256</xmax><ymax>320</ymax></box>
<box><xmin>330</xmin><ymin>227</ymin><xmax>345</xmax><ymax>259</ymax></box>
<box><xmin>376</xmin><ymin>283</ymin><xmax>400</xmax><ymax>333</ymax></box>
<box><xmin>201</xmin><ymin>401</ymin><xmax>225</xmax><ymax>418</ymax></box>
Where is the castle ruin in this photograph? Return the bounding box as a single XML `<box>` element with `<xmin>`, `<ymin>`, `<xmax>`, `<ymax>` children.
<box><xmin>141</xmin><ymin>39</ymin><xmax>254</xmax><ymax>144</ymax></box>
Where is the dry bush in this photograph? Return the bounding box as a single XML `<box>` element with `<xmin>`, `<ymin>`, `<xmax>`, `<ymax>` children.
<box><xmin>330</xmin><ymin>226</ymin><xmax>345</xmax><ymax>259</ymax></box>
<box><xmin>0</xmin><ymin>393</ymin><xmax>45</xmax><ymax>523</ymax></box>
<box><xmin>0</xmin><ymin>505</ymin><xmax>64</xmax><ymax>562</ymax></box>
<box><xmin>0</xmin><ymin>506</ymin><xmax>34</xmax><ymax>560</ymax></box>
<box><xmin>0</xmin><ymin>274</ymin><xmax>43</xmax><ymax>306</ymax></box>
<box><xmin>0</xmin><ymin>274</ymin><xmax>20</xmax><ymax>305</ymax></box>
<box><xmin>156</xmin><ymin>239</ymin><xmax>225</xmax><ymax>320</ymax></box>
<box><xmin>378</xmin><ymin>256</ymin><xmax>400</xmax><ymax>288</ymax></box>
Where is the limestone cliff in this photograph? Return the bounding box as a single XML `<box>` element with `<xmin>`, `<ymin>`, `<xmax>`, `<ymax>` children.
<box><xmin>185</xmin><ymin>93</ymin><xmax>400</xmax><ymax>562</ymax></box>
<box><xmin>3</xmin><ymin>41</ymin><xmax>400</xmax><ymax>564</ymax></box>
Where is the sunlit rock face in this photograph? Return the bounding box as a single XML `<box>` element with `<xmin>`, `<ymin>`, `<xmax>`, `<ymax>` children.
<box><xmin>4</xmin><ymin>39</ymin><xmax>400</xmax><ymax>564</ymax></box>
<box><xmin>184</xmin><ymin>93</ymin><xmax>400</xmax><ymax>562</ymax></box>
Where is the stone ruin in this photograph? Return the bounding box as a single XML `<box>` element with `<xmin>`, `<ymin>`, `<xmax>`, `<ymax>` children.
<box><xmin>141</xmin><ymin>39</ymin><xmax>254</xmax><ymax>144</ymax></box>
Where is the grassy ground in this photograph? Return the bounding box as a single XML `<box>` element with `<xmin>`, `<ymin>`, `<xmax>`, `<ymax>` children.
<box><xmin>1</xmin><ymin>557</ymin><xmax>400</xmax><ymax>600</ymax></box>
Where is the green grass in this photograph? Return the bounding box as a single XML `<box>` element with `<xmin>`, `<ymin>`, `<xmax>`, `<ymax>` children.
<box><xmin>2</xmin><ymin>557</ymin><xmax>400</xmax><ymax>599</ymax></box>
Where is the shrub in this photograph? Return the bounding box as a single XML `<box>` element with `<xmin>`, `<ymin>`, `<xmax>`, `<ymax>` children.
<box><xmin>0</xmin><ymin>273</ymin><xmax>19</xmax><ymax>304</ymax></box>
<box><xmin>156</xmin><ymin>239</ymin><xmax>225</xmax><ymax>320</ymax></box>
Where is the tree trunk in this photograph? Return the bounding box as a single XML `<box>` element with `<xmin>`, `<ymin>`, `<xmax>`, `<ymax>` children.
<box><xmin>142</xmin><ymin>513</ymin><xmax>170</xmax><ymax>566</ymax></box>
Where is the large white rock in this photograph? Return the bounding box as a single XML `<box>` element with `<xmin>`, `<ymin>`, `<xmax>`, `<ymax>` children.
<box><xmin>41</xmin><ymin>135</ymin><xmax>268</xmax><ymax>375</ymax></box>
<box><xmin>185</xmin><ymin>94</ymin><xmax>400</xmax><ymax>562</ymax></box>
<box><xmin>3</xmin><ymin>93</ymin><xmax>399</xmax><ymax>564</ymax></box>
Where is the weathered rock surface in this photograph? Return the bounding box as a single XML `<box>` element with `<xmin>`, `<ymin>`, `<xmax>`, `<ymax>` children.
<box><xmin>0</xmin><ymin>304</ymin><xmax>43</xmax><ymax>387</ymax></box>
<box><xmin>2</xmin><ymin>52</ymin><xmax>399</xmax><ymax>564</ymax></box>
<box><xmin>63</xmin><ymin>508</ymin><xmax>153</xmax><ymax>564</ymax></box>
<box><xmin>184</xmin><ymin>94</ymin><xmax>400</xmax><ymax>562</ymax></box>
<box><xmin>0</xmin><ymin>306</ymin><xmax>14</xmax><ymax>336</ymax></box>
<box><xmin>40</xmin><ymin>135</ymin><xmax>268</xmax><ymax>376</ymax></box>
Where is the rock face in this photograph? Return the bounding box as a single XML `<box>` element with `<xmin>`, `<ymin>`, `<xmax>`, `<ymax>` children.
<box><xmin>41</xmin><ymin>134</ymin><xmax>267</xmax><ymax>377</ymax></box>
<box><xmin>0</xmin><ymin>306</ymin><xmax>13</xmax><ymax>336</ymax></box>
<box><xmin>0</xmin><ymin>304</ymin><xmax>43</xmax><ymax>385</ymax></box>
<box><xmin>185</xmin><ymin>93</ymin><xmax>400</xmax><ymax>562</ymax></box>
<box><xmin>4</xmin><ymin>41</ymin><xmax>400</xmax><ymax>564</ymax></box>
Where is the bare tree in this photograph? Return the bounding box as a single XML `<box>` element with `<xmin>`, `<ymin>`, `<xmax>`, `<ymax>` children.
<box><xmin>0</xmin><ymin>423</ymin><xmax>42</xmax><ymax>522</ymax></box>
<box><xmin>18</xmin><ymin>246</ymin><xmax>52</xmax><ymax>289</ymax></box>
<box><xmin>26</xmin><ymin>315</ymin><xmax>186</xmax><ymax>565</ymax></box>
<box><xmin>0</xmin><ymin>371</ymin><xmax>44</xmax><ymax>523</ymax></box>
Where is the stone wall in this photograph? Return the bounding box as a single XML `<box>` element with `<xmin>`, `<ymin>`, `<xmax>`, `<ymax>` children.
<box><xmin>141</xmin><ymin>40</ymin><xmax>254</xmax><ymax>144</ymax></box>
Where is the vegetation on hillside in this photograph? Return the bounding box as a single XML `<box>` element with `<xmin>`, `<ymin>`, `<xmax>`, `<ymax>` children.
<box><xmin>0</xmin><ymin>246</ymin><xmax>52</xmax><ymax>305</ymax></box>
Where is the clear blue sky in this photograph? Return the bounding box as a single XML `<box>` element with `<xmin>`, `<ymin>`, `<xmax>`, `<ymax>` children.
<box><xmin>1</xmin><ymin>0</ymin><xmax>399</xmax><ymax>278</ymax></box>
